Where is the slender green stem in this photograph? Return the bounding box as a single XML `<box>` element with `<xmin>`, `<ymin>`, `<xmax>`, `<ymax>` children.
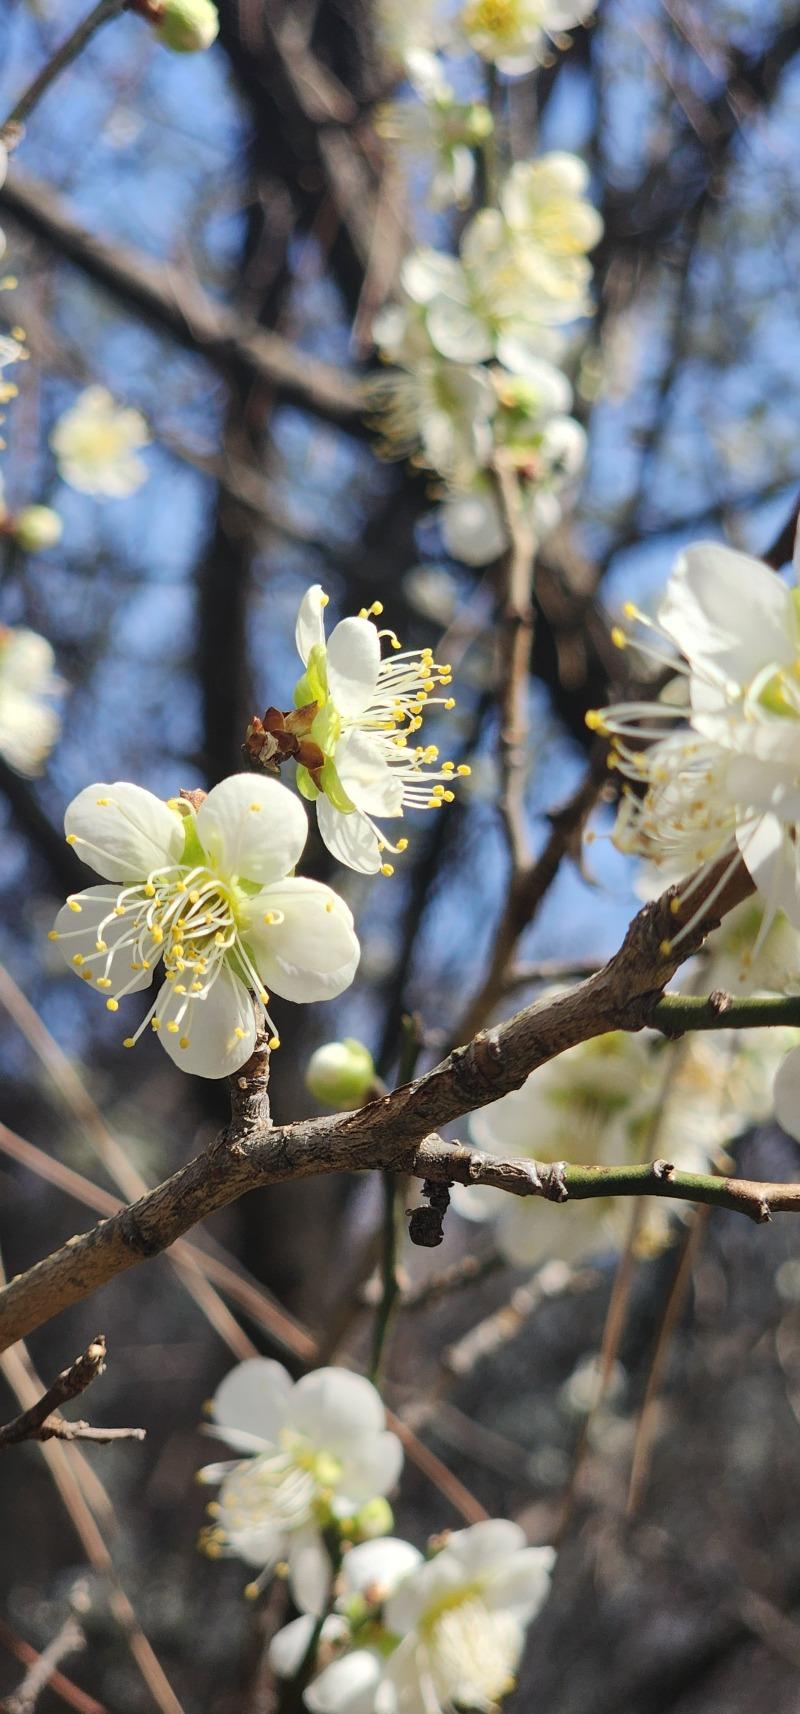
<box><xmin>651</xmin><ymin>991</ymin><xmax>800</xmax><ymax>1033</ymax></box>
<box><xmin>0</xmin><ymin>0</ymin><xmax>128</xmax><ymax>139</ymax></box>
<box><xmin>369</xmin><ymin>1170</ymin><xmax>401</xmax><ymax>1384</ymax></box>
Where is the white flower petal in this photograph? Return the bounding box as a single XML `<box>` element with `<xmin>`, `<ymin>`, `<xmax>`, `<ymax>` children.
<box><xmin>441</xmin><ymin>487</ymin><xmax>506</xmax><ymax>566</ymax></box>
<box><xmin>305</xmin><ymin>1651</ymin><xmax>383</xmax><ymax>1714</ymax></box>
<box><xmin>269</xmin><ymin>1615</ymin><xmax>318</xmax><ymax>1680</ymax></box>
<box><xmin>447</xmin><ymin>1520</ymin><xmax>526</xmax><ymax>1573</ymax></box>
<box><xmin>242</xmin><ymin>879</ymin><xmax>358</xmax><ymax>987</ymax></box>
<box><xmin>65</xmin><ymin>782</ymin><xmax>185</xmax><ymax>883</ymax></box>
<box><xmin>217</xmin><ymin>1461</ymin><xmax>286</xmax><ymax>1568</ymax></box>
<box><xmin>296</xmin><ymin>585</ymin><xmax>328</xmax><ymax>664</ymax></box>
<box><xmin>341</xmin><ymin>1538</ymin><xmax>423</xmax><ymax>1600</ymax></box>
<box><xmin>288</xmin><ymin>1369</ymin><xmax>386</xmax><ymax>1451</ymax></box>
<box><xmin>335</xmin><ymin>729</ymin><xmax>405</xmax><ymax>818</ymax></box>
<box><xmin>774</xmin><ymin>1047</ymin><xmax>800</xmax><ymax>1141</ymax></box>
<box><xmin>52</xmin><ymin>884</ymin><xmax>160</xmax><ymax>996</ymax></box>
<box><xmin>482</xmin><ymin>1546</ymin><xmax>555</xmax><ymax>1623</ymax></box>
<box><xmin>211</xmin><ymin>1358</ymin><xmax>293</xmax><ymax>1447</ymax></box>
<box><xmin>326</xmin><ymin>618</ymin><xmax>382</xmax><ymax>719</ymax></box>
<box><xmin>316</xmin><ymin>799</ymin><xmax>382</xmax><ymax>874</ymax></box>
<box><xmin>660</xmin><ymin>544</ymin><xmax>792</xmax><ymax>691</ymax></box>
<box><xmin>287</xmin><ymin>1524</ymin><xmax>333</xmax><ymax>1616</ymax></box>
<box><xmin>335</xmin><ymin>1430</ymin><xmax>404</xmax><ymax>1506</ymax></box>
<box><xmin>156</xmin><ymin>964</ymin><xmax>257</xmax><ymax>1078</ymax></box>
<box><xmin>195</xmin><ymin>774</ymin><xmax>308</xmax><ymax>885</ymax></box>
<box><xmin>738</xmin><ymin>813</ymin><xmax>800</xmax><ymax>929</ymax></box>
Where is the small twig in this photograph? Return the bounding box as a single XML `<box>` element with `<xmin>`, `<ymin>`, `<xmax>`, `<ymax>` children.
<box><xmin>493</xmin><ymin>455</ymin><xmax>537</xmax><ymax>872</ymax></box>
<box><xmin>1</xmin><ymin>1617</ymin><xmax>85</xmax><ymax>1714</ymax></box>
<box><xmin>650</xmin><ymin>990</ymin><xmax>800</xmax><ymax>1033</ymax></box>
<box><xmin>0</xmin><ymin>1</ymin><xmax>126</xmax><ymax>142</ymax></box>
<box><xmin>399</xmin><ymin>1250</ymin><xmax>503</xmax><ymax>1312</ymax></box>
<box><xmin>626</xmin><ymin>1209</ymin><xmax>709</xmax><ymax>1515</ymax></box>
<box><xmin>0</xmin><ymin>1335</ymin><xmax>143</xmax><ymax>1447</ymax></box>
<box><xmin>0</xmin><ymin>1618</ymin><xmax>105</xmax><ymax>1714</ymax></box>
<box><xmin>369</xmin><ymin>1172</ymin><xmax>401</xmax><ymax>1382</ymax></box>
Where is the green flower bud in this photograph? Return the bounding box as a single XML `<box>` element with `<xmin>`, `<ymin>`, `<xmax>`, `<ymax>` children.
<box><xmin>353</xmin><ymin>1496</ymin><xmax>394</xmax><ymax>1540</ymax></box>
<box><xmin>306</xmin><ymin>1038</ymin><xmax>376</xmax><ymax>1110</ymax></box>
<box><xmin>13</xmin><ymin>505</ymin><xmax>63</xmax><ymax>552</ymax></box>
<box><xmin>154</xmin><ymin>0</ymin><xmax>219</xmax><ymax>53</ymax></box>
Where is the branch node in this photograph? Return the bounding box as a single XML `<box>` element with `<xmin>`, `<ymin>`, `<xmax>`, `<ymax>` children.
<box><xmin>652</xmin><ymin>1158</ymin><xmax>675</xmax><ymax>1181</ymax></box>
<box><xmin>709</xmin><ymin>988</ymin><xmax>733</xmax><ymax>1015</ymax></box>
<box><xmin>541</xmin><ymin>1161</ymin><xmax>569</xmax><ymax>1203</ymax></box>
<box><xmin>408</xmin><ymin>1180</ymin><xmax>450</xmax><ymax>1248</ymax></box>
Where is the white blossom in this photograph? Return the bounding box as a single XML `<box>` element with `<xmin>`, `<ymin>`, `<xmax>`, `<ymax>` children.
<box><xmin>377</xmin><ymin>1521</ymin><xmax>554</xmax><ymax>1713</ymax></box>
<box><xmin>378</xmin><ymin>52</ymin><xmax>493</xmax><ymax>210</ymax></box>
<box><xmin>365</xmin><ymin>354</ymin><xmax>496</xmax><ymax>486</ymax></box>
<box><xmin>459</xmin><ymin>0</ymin><xmax>598</xmax><ymax>76</ymax></box>
<box><xmin>289</xmin><ymin>585</ymin><xmax>469</xmax><ymax>874</ymax></box>
<box><xmin>271</xmin><ymin>1538</ymin><xmax>422</xmax><ymax>1712</ymax></box>
<box><xmin>0</xmin><ymin>625</ymin><xmax>63</xmax><ymax>776</ymax></box>
<box><xmin>50</xmin><ymin>775</ymin><xmax>359</xmax><ymax>1077</ymax></box>
<box><xmin>51</xmin><ymin>386</ymin><xmax>150</xmax><ymax>497</ymax></box>
<box><xmin>198</xmin><ymin>1361</ymin><xmax>403</xmax><ymax>1613</ymax></box>
<box><xmin>590</xmin><ymin>540</ymin><xmax>800</xmax><ymax>957</ymax></box>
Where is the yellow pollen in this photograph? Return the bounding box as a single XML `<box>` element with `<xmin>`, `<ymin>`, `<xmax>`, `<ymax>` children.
<box><xmin>144</xmin><ymin>882</ymin><xmax>156</xmax><ymax>898</ymax></box>
<box><xmin>166</xmin><ymin>1021</ymin><xmax>180</xmax><ymax>1034</ymax></box>
<box><xmin>444</xmin><ymin>698</ymin><xmax>456</xmax><ymax>710</ymax></box>
<box><xmin>179</xmin><ymin>1037</ymin><xmax>190</xmax><ymax>1050</ymax></box>
<box><xmin>397</xmin><ymin>838</ymin><xmax>409</xmax><ymax>851</ymax></box>
<box><xmin>106</xmin><ymin>998</ymin><xmax>119</xmax><ymax>1012</ymax></box>
<box><xmin>96</xmin><ymin>797</ymin><xmax>109</xmax><ymax>806</ymax></box>
<box><xmin>114</xmin><ymin>905</ymin><xmax>126</xmax><ymax>916</ymax></box>
<box><xmin>381</xmin><ymin>863</ymin><xmax>394</xmax><ymax>876</ymax></box>
<box><xmin>258</xmin><ymin>989</ymin><xmax>269</xmax><ymax>1004</ymax></box>
<box><xmin>96</xmin><ymin>978</ymin><xmax>112</xmax><ymax>990</ymax></box>
<box><xmin>95</xmin><ymin>939</ymin><xmax>108</xmax><ymax>952</ymax></box>
<box><xmin>123</xmin><ymin>1038</ymin><xmax>135</xmax><ymax>1049</ymax></box>
<box><xmin>622</xmin><ymin>601</ymin><xmax>639</xmax><ymax>620</ymax></box>
<box><xmin>65</xmin><ymin>834</ymin><xmax>77</xmax><ymax>846</ymax></box>
<box><xmin>268</xmin><ymin>1035</ymin><xmax>281</xmax><ymax>1050</ymax></box>
<box><xmin>457</xmin><ymin>764</ymin><xmax>471</xmax><ymax>776</ymax></box>
<box><xmin>320</xmin><ymin>592</ymin><xmax>330</xmax><ymax>607</ymax></box>
<box><xmin>669</xmin><ymin>897</ymin><xmax>682</xmax><ymax>915</ymax></box>
<box><xmin>611</xmin><ymin>626</ymin><xmax>627</xmax><ymax>650</ymax></box>
<box><xmin>152</xmin><ymin>926</ymin><xmax>164</xmax><ymax>944</ymax></box>
<box><xmin>325</xmin><ymin>901</ymin><xmax>333</xmax><ymax>912</ymax></box>
<box><xmin>151</xmin><ymin>1017</ymin><xmax>161</xmax><ymax>1031</ymax></box>
<box><xmin>659</xmin><ymin>939</ymin><xmax>672</xmax><ymax>956</ymax></box>
<box><xmin>443</xmin><ymin>791</ymin><xmax>455</xmax><ymax>802</ymax></box>
<box><xmin>72</xmin><ymin>954</ymin><xmax>84</xmax><ymax>966</ymax></box>
<box><xmin>81</xmin><ymin>970</ymin><xmax>94</xmax><ymax>981</ymax></box>
<box><xmin>189</xmin><ymin>890</ymin><xmax>200</xmax><ymax>904</ymax></box>
<box><xmin>249</xmin><ymin>803</ymin><xmax>262</xmax><ymax>812</ymax></box>
<box><xmin>47</xmin><ymin>930</ymin><xmax>59</xmax><ymax>941</ymax></box>
<box><xmin>264</xmin><ymin>912</ymin><xmax>278</xmax><ymax>925</ymax></box>
<box><xmin>234</xmin><ymin>1027</ymin><xmax>246</xmax><ymax>1040</ymax></box>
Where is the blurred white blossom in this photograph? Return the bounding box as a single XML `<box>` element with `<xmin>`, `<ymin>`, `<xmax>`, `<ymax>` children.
<box><xmin>0</xmin><ymin>625</ymin><xmax>62</xmax><ymax>776</ymax></box>
<box><xmin>459</xmin><ymin>0</ymin><xmax>598</xmax><ymax>75</ymax></box>
<box><xmin>198</xmin><ymin>1361</ymin><xmax>403</xmax><ymax>1613</ymax></box>
<box><xmin>51</xmin><ymin>386</ymin><xmax>150</xmax><ymax>497</ymax></box>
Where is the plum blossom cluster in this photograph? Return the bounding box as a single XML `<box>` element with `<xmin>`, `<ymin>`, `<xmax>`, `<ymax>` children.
<box><xmin>246</xmin><ymin>584</ymin><xmax>470</xmax><ymax>875</ymax></box>
<box><xmin>370</xmin><ymin>9</ymin><xmax>601</xmax><ymax>564</ymax></box>
<box><xmin>589</xmin><ymin>537</ymin><xmax>800</xmax><ymax>1149</ymax></box>
<box><xmin>377</xmin><ymin>0</ymin><xmax>597</xmax><ymax>77</ymax></box>
<box><xmin>199</xmin><ymin>1359</ymin><xmax>554</xmax><ymax>1714</ymax></box>
<box><xmin>455</xmin><ymin>1016</ymin><xmax>795</xmax><ymax>1265</ymax></box>
<box><xmin>50</xmin><ymin>776</ymin><xmax>359</xmax><ymax>1077</ymax></box>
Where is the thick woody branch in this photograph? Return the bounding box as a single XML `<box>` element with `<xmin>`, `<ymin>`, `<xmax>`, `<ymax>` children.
<box><xmin>0</xmin><ymin>856</ymin><xmax>757</xmax><ymax>1354</ymax></box>
<box><xmin>0</xmin><ymin>171</ymin><xmax>364</xmax><ymax>430</ymax></box>
<box><xmin>0</xmin><ymin>1335</ymin><xmax>144</xmax><ymax>1446</ymax></box>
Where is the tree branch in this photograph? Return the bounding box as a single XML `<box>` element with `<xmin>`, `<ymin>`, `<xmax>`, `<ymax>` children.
<box><xmin>0</xmin><ymin>170</ymin><xmax>364</xmax><ymax>430</ymax></box>
<box><xmin>0</xmin><ymin>1335</ymin><xmax>144</xmax><ymax>1446</ymax></box>
<box><xmin>0</xmin><ymin>854</ymin><xmax>757</xmax><ymax>1353</ymax></box>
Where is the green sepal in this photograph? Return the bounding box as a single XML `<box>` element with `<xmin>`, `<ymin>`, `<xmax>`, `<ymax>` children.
<box><xmin>296</xmin><ymin>764</ymin><xmax>319</xmax><ymax>802</ymax></box>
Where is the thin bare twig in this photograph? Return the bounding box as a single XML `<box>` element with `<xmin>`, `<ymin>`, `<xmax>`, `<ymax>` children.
<box><xmin>1</xmin><ymin>1617</ymin><xmax>85</xmax><ymax>1714</ymax></box>
<box><xmin>0</xmin><ymin>1334</ymin><xmax>144</xmax><ymax>1447</ymax></box>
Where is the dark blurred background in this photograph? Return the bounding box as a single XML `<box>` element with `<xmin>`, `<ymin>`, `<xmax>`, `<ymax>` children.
<box><xmin>2</xmin><ymin>1</ymin><xmax>800</xmax><ymax>1709</ymax></box>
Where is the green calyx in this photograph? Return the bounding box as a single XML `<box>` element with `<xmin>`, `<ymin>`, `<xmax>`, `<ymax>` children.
<box><xmin>294</xmin><ymin>642</ymin><xmax>328</xmax><ymax>710</ymax></box>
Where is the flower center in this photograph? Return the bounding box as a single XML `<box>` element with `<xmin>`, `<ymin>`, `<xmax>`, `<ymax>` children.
<box><xmin>217</xmin><ymin>1451</ymin><xmax>318</xmax><ymax>1544</ymax></box>
<box><xmin>464</xmin><ymin>0</ymin><xmax>522</xmax><ymax>43</ymax></box>
<box><xmin>422</xmin><ymin>1595</ymin><xmax>520</xmax><ymax>1712</ymax></box>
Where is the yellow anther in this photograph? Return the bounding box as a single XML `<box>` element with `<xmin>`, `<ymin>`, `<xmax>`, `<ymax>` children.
<box><xmin>72</xmin><ymin>954</ymin><xmax>84</xmax><ymax>966</ymax></box>
<box><xmin>268</xmin><ymin>1035</ymin><xmax>281</xmax><ymax>1050</ymax></box>
<box><xmin>234</xmin><ymin>1027</ymin><xmax>247</xmax><ymax>1040</ymax></box>
<box><xmin>189</xmin><ymin>890</ymin><xmax>200</xmax><ymax>904</ymax></box>
<box><xmin>442</xmin><ymin>761</ymin><xmax>455</xmax><ymax>773</ymax></box>
<box><xmin>457</xmin><ymin>764</ymin><xmax>471</xmax><ymax>776</ymax></box>
<box><xmin>10</xmin><ymin>326</ymin><xmax>25</xmax><ymax>342</ymax></box>
<box><xmin>584</xmin><ymin>709</ymin><xmax>606</xmax><ymax>732</ymax></box>
<box><xmin>114</xmin><ymin>905</ymin><xmax>126</xmax><ymax>916</ymax></box>
<box><xmin>47</xmin><ymin>930</ymin><xmax>59</xmax><ymax>941</ymax></box>
<box><xmin>380</xmin><ymin>863</ymin><xmax>394</xmax><ymax>876</ymax></box>
<box><xmin>623</xmin><ymin>601</ymin><xmax>639</xmax><ymax>620</ymax></box>
<box><xmin>191</xmin><ymin>981</ymin><xmax>203</xmax><ymax>993</ymax></box>
<box><xmin>659</xmin><ymin>939</ymin><xmax>672</xmax><ymax>956</ymax></box>
<box><xmin>144</xmin><ymin>882</ymin><xmax>156</xmax><ymax>898</ymax></box>
<box><xmin>669</xmin><ymin>897</ymin><xmax>682</xmax><ymax>915</ymax></box>
<box><xmin>432</xmin><ymin>785</ymin><xmax>445</xmax><ymax>797</ymax></box>
<box><xmin>95</xmin><ymin>939</ymin><xmax>108</xmax><ymax>952</ymax></box>
<box><xmin>249</xmin><ymin>802</ymin><xmax>262</xmax><ymax>812</ymax></box>
<box><xmin>443</xmin><ymin>791</ymin><xmax>455</xmax><ymax>803</ymax></box>
<box><xmin>152</xmin><ymin>926</ymin><xmax>164</xmax><ymax>944</ymax></box>
<box><xmin>96</xmin><ymin>797</ymin><xmax>109</xmax><ymax>806</ymax></box>
<box><xmin>167</xmin><ymin>797</ymin><xmax>181</xmax><ymax>810</ymax></box>
<box><xmin>423</xmin><ymin>680</ymin><xmax>435</xmax><ymax>692</ymax></box>
<box><xmin>396</xmin><ymin>838</ymin><xmax>409</xmax><ymax>852</ymax></box>
<box><xmin>391</xmin><ymin>637</ymin><xmax>401</xmax><ymax>650</ymax></box>
<box><xmin>179</xmin><ymin>1036</ymin><xmax>190</xmax><ymax>1050</ymax></box>
<box><xmin>176</xmin><ymin>880</ymin><xmax>187</xmax><ymax>892</ymax></box>
<box><xmin>96</xmin><ymin>978</ymin><xmax>112</xmax><ymax>990</ymax></box>
<box><xmin>244</xmin><ymin>1582</ymin><xmax>261</xmax><ymax>1601</ymax></box>
<box><xmin>325</xmin><ymin>900</ymin><xmax>334</xmax><ymax>912</ymax></box>
<box><xmin>320</xmin><ymin>592</ymin><xmax>330</xmax><ymax>607</ymax></box>
<box><xmin>371</xmin><ymin>601</ymin><xmax>383</xmax><ymax>616</ymax></box>
<box><xmin>611</xmin><ymin>626</ymin><xmax>627</xmax><ymax>650</ymax></box>
<box><xmin>427</xmin><ymin>798</ymin><xmax>442</xmax><ymax>809</ymax></box>
<box><xmin>166</xmin><ymin>1021</ymin><xmax>180</xmax><ymax>1034</ymax></box>
<box><xmin>174</xmin><ymin>984</ymin><xmax>187</xmax><ymax>996</ymax></box>
<box><xmin>66</xmin><ymin>833</ymin><xmax>77</xmax><ymax>846</ymax></box>
<box><xmin>81</xmin><ymin>970</ymin><xmax>94</xmax><ymax>981</ymax></box>
<box><xmin>123</xmin><ymin>1038</ymin><xmax>136</xmax><ymax>1049</ymax></box>
<box><xmin>106</xmin><ymin>998</ymin><xmax>119</xmax><ymax>1012</ymax></box>
<box><xmin>444</xmin><ymin>697</ymin><xmax>456</xmax><ymax>710</ymax></box>
<box><xmin>263</xmin><ymin>911</ymin><xmax>277</xmax><ymax>925</ymax></box>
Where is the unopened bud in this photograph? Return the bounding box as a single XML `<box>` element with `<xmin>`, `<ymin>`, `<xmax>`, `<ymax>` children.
<box><xmin>13</xmin><ymin>505</ymin><xmax>63</xmax><ymax>552</ymax></box>
<box><xmin>305</xmin><ymin>1038</ymin><xmax>375</xmax><ymax>1110</ymax></box>
<box><xmin>353</xmin><ymin>1497</ymin><xmax>394</xmax><ymax>1540</ymax></box>
<box><xmin>153</xmin><ymin>0</ymin><xmax>219</xmax><ymax>52</ymax></box>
